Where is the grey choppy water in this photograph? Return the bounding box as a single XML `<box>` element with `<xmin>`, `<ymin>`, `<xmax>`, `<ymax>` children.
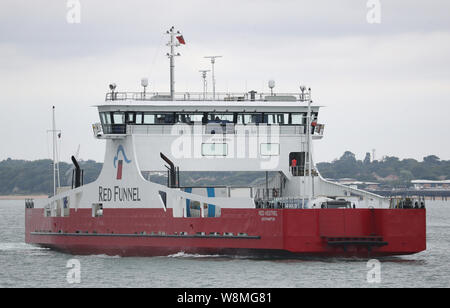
<box><xmin>1</xmin><ymin>200</ymin><xmax>449</xmax><ymax>288</ymax></box>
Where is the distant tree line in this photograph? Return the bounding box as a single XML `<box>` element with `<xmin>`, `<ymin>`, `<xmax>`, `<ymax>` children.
<box><xmin>0</xmin><ymin>153</ymin><xmax>449</xmax><ymax>195</ymax></box>
<box><xmin>0</xmin><ymin>158</ymin><xmax>102</xmax><ymax>195</ymax></box>
<box><xmin>316</xmin><ymin>152</ymin><xmax>450</xmax><ymax>187</ymax></box>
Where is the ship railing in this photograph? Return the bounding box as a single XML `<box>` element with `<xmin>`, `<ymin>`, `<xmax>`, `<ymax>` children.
<box><xmin>255</xmin><ymin>197</ymin><xmax>309</xmax><ymax>209</ymax></box>
<box><xmin>290</xmin><ymin>166</ymin><xmax>319</xmax><ymax>177</ymax></box>
<box><xmin>389</xmin><ymin>196</ymin><xmax>426</xmax><ymax>209</ymax></box>
<box><xmin>100</xmin><ymin>124</ymin><xmax>127</xmax><ymax>134</ymax></box>
<box><xmin>126</xmin><ymin>124</ymin><xmax>325</xmax><ymax>136</ymax></box>
<box><xmin>105</xmin><ymin>91</ymin><xmax>311</xmax><ymax>102</ymax></box>
<box><xmin>92</xmin><ymin>122</ymin><xmax>103</xmax><ymax>137</ymax></box>
<box><xmin>313</xmin><ymin>124</ymin><xmax>325</xmax><ymax>136</ymax></box>
<box><xmin>94</xmin><ymin>123</ymin><xmax>325</xmax><ymax>138</ymax></box>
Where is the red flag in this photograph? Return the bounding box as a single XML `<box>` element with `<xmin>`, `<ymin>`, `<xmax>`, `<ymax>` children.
<box><xmin>176</xmin><ymin>35</ymin><xmax>186</xmax><ymax>45</ymax></box>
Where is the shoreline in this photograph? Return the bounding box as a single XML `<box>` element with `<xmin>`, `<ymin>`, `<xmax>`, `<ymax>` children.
<box><xmin>0</xmin><ymin>195</ymin><xmax>48</xmax><ymax>200</ymax></box>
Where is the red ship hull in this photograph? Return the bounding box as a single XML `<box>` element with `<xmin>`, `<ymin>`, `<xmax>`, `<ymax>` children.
<box><xmin>25</xmin><ymin>208</ymin><xmax>426</xmax><ymax>257</ymax></box>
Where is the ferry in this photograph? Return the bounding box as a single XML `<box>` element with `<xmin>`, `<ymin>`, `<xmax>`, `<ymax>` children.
<box><xmin>25</xmin><ymin>28</ymin><xmax>426</xmax><ymax>257</ymax></box>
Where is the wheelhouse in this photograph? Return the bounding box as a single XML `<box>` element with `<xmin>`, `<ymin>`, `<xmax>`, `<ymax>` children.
<box><xmin>96</xmin><ymin>103</ymin><xmax>323</xmax><ymax>137</ymax></box>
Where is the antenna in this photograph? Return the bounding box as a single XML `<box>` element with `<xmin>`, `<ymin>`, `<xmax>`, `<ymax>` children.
<box><xmin>165</xmin><ymin>26</ymin><xmax>184</xmax><ymax>100</ymax></box>
<box><xmin>268</xmin><ymin>80</ymin><xmax>275</xmax><ymax>96</ymax></box>
<box><xmin>109</xmin><ymin>83</ymin><xmax>117</xmax><ymax>100</ymax></box>
<box><xmin>204</xmin><ymin>56</ymin><xmax>222</xmax><ymax>100</ymax></box>
<box><xmin>199</xmin><ymin>70</ymin><xmax>210</xmax><ymax>100</ymax></box>
<box><xmin>300</xmin><ymin>85</ymin><xmax>307</xmax><ymax>101</ymax></box>
<box><xmin>141</xmin><ymin>78</ymin><xmax>148</xmax><ymax>98</ymax></box>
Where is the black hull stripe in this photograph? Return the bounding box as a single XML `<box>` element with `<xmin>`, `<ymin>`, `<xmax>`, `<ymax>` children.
<box><xmin>30</xmin><ymin>232</ymin><xmax>260</xmax><ymax>240</ymax></box>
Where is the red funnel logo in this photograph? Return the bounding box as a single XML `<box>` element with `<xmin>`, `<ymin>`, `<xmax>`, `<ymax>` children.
<box><xmin>116</xmin><ymin>160</ymin><xmax>123</xmax><ymax>180</ymax></box>
<box><xmin>113</xmin><ymin>145</ymin><xmax>131</xmax><ymax>181</ymax></box>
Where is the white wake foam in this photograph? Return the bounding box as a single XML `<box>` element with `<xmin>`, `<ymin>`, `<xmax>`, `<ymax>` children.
<box><xmin>0</xmin><ymin>242</ymin><xmax>48</xmax><ymax>251</ymax></box>
<box><xmin>89</xmin><ymin>254</ymin><xmax>122</xmax><ymax>259</ymax></box>
<box><xmin>167</xmin><ymin>251</ymin><xmax>224</xmax><ymax>258</ymax></box>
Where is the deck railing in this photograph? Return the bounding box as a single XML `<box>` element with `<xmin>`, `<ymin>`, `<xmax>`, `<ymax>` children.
<box><xmin>126</xmin><ymin>124</ymin><xmax>324</xmax><ymax>136</ymax></box>
<box><xmin>105</xmin><ymin>91</ymin><xmax>311</xmax><ymax>102</ymax></box>
<box><xmin>101</xmin><ymin>124</ymin><xmax>127</xmax><ymax>134</ymax></box>
<box><xmin>93</xmin><ymin>123</ymin><xmax>325</xmax><ymax>137</ymax></box>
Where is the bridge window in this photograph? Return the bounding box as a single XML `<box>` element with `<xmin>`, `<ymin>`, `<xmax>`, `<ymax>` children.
<box><xmin>125</xmin><ymin>112</ymin><xmax>136</xmax><ymax>124</ymax></box>
<box><xmin>102</xmin><ymin>111</ymin><xmax>318</xmax><ymax>128</ymax></box>
<box><xmin>143</xmin><ymin>113</ymin><xmax>175</xmax><ymax>124</ymax></box>
<box><xmin>99</xmin><ymin>113</ymin><xmax>106</xmax><ymax>124</ymax></box>
<box><xmin>176</xmin><ymin>113</ymin><xmax>205</xmax><ymax>124</ymax></box>
<box><xmin>208</xmin><ymin>114</ymin><xmax>234</xmax><ymax>123</ymax></box>
<box><xmin>99</xmin><ymin>112</ymin><xmax>111</xmax><ymax>125</ymax></box>
<box><xmin>265</xmin><ymin>113</ymin><xmax>289</xmax><ymax>125</ymax></box>
<box><xmin>291</xmin><ymin>113</ymin><xmax>305</xmax><ymax>125</ymax></box>
<box><xmin>160</xmin><ymin>113</ymin><xmax>175</xmax><ymax>124</ymax></box>
<box><xmin>136</xmin><ymin>113</ymin><xmax>143</xmax><ymax>124</ymax></box>
<box><xmin>112</xmin><ymin>112</ymin><xmax>125</xmax><ymax>124</ymax></box>
<box><xmin>143</xmin><ymin>113</ymin><xmax>155</xmax><ymax>124</ymax></box>
<box><xmin>99</xmin><ymin>112</ymin><xmax>126</xmax><ymax>134</ymax></box>
<box><xmin>237</xmin><ymin>113</ymin><xmax>263</xmax><ymax>125</ymax></box>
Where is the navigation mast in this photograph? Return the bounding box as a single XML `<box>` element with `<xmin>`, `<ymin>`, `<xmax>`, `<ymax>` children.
<box><xmin>204</xmin><ymin>56</ymin><xmax>222</xmax><ymax>100</ymax></box>
<box><xmin>199</xmin><ymin>69</ymin><xmax>210</xmax><ymax>100</ymax></box>
<box><xmin>48</xmin><ymin>106</ymin><xmax>61</xmax><ymax>196</ymax></box>
<box><xmin>166</xmin><ymin>26</ymin><xmax>183</xmax><ymax>100</ymax></box>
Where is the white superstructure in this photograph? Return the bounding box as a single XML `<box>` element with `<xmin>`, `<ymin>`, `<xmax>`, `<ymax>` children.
<box><xmin>33</xmin><ymin>27</ymin><xmax>390</xmax><ymax>219</ymax></box>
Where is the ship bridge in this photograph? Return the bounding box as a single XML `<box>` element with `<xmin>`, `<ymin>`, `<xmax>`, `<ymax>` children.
<box><xmin>90</xmin><ymin>26</ymin><xmax>324</xmax><ymax>181</ymax></box>
<box><xmin>94</xmin><ymin>91</ymin><xmax>324</xmax><ymax>139</ymax></box>
<box><xmin>92</xmin><ymin>91</ymin><xmax>324</xmax><ymax>177</ymax></box>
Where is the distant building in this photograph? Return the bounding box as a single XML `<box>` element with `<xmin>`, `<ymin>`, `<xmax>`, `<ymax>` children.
<box><xmin>411</xmin><ymin>180</ymin><xmax>450</xmax><ymax>190</ymax></box>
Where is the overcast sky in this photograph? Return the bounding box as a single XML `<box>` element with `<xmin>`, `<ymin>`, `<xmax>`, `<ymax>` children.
<box><xmin>0</xmin><ymin>0</ymin><xmax>449</xmax><ymax>163</ymax></box>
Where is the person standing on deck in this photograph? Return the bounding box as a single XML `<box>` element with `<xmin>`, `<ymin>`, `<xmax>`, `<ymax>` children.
<box><xmin>291</xmin><ymin>158</ymin><xmax>298</xmax><ymax>176</ymax></box>
<box><xmin>311</xmin><ymin>115</ymin><xmax>317</xmax><ymax>134</ymax></box>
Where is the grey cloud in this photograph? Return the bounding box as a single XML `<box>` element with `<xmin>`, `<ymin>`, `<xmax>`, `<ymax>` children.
<box><xmin>1</xmin><ymin>0</ymin><xmax>450</xmax><ymax>58</ymax></box>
